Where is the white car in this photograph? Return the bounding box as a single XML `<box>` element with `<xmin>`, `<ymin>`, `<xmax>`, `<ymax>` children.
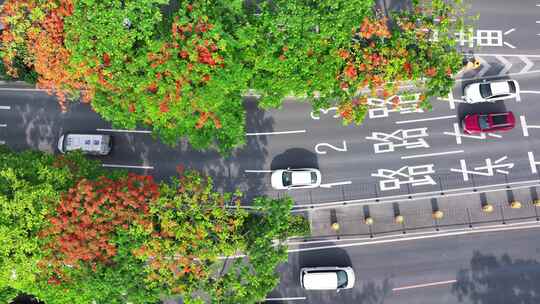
<box><xmin>300</xmin><ymin>266</ymin><xmax>356</xmax><ymax>291</ymax></box>
<box><xmin>270</xmin><ymin>168</ymin><xmax>321</xmax><ymax>190</ymax></box>
<box><xmin>463</xmin><ymin>79</ymin><xmax>519</xmax><ymax>103</ymax></box>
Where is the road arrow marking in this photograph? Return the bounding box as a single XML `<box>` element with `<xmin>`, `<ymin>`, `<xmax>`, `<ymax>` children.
<box><xmin>476</xmin><ymin>56</ymin><xmax>491</xmax><ymax>77</ymax></box>
<box><xmin>495</xmin><ymin>55</ymin><xmax>512</xmax><ymax>75</ymax></box>
<box><xmin>520</xmin><ymin>55</ymin><xmax>534</xmax><ymax>73</ymax></box>
<box><xmin>320</xmin><ymin>181</ymin><xmax>352</xmax><ymax>188</ymax></box>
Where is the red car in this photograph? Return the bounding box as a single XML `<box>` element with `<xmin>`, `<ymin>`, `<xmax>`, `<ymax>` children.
<box><xmin>462</xmin><ymin>111</ymin><xmax>515</xmax><ymax>134</ymax></box>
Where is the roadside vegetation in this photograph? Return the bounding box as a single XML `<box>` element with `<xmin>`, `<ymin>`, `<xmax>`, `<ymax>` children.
<box><xmin>0</xmin><ymin>146</ymin><xmax>308</xmax><ymax>304</ymax></box>
<box><xmin>0</xmin><ymin>0</ymin><xmax>470</xmax><ymax>153</ymax></box>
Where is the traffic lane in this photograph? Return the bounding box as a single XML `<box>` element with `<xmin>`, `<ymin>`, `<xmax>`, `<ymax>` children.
<box><xmin>468</xmin><ymin>0</ymin><xmax>540</xmax><ymax>54</ymax></box>
<box><xmin>272</xmin><ymin>227</ymin><xmax>540</xmax><ymax>304</ymax></box>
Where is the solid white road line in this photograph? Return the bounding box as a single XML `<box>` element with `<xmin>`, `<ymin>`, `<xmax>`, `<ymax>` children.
<box><xmin>401</xmin><ymin>150</ymin><xmax>464</xmax><ymax>160</ymax></box>
<box><xmin>529</xmin><ymin>152</ymin><xmax>538</xmax><ymax>174</ymax></box>
<box><xmin>264</xmin><ymin>297</ymin><xmax>307</xmax><ymax>301</ymax></box>
<box><xmin>246</xmin><ymin>130</ymin><xmax>306</xmax><ymax>136</ymax></box>
<box><xmin>102</xmin><ymin>164</ymin><xmax>154</xmax><ymax>170</ymax></box>
<box><xmin>537</xmin><ymin>21</ymin><xmax>540</xmax><ymax>23</ymax></box>
<box><xmin>286</xmin><ymin>221</ymin><xmax>540</xmax><ymax>253</ymax></box>
<box><xmin>395</xmin><ymin>115</ymin><xmax>455</xmax><ymax>124</ymax></box>
<box><xmin>392</xmin><ymin>280</ymin><xmax>457</xmax><ymax>292</ymax></box>
<box><xmin>521</xmin><ymin>90</ymin><xmax>540</xmax><ymax>94</ymax></box>
<box><xmin>521</xmin><ymin>115</ymin><xmax>529</xmax><ymax>137</ymax></box>
<box><xmin>96</xmin><ymin>128</ymin><xmax>152</xmax><ymax>134</ymax></box>
<box><xmin>0</xmin><ymin>106</ymin><xmax>10</xmax><ymax>110</ymax></box>
<box><xmin>320</xmin><ymin>181</ymin><xmax>352</xmax><ymax>188</ymax></box>
<box><xmin>0</xmin><ymin>124</ymin><xmax>6</xmax><ymax>127</ymax></box>
<box><xmin>504</xmin><ymin>28</ymin><xmax>516</xmax><ymax>35</ymax></box>
<box><xmin>245</xmin><ymin>170</ymin><xmax>272</xmax><ymax>173</ymax></box>
<box><xmin>487</xmin><ymin>133</ymin><xmax>502</xmax><ymax>138</ymax></box>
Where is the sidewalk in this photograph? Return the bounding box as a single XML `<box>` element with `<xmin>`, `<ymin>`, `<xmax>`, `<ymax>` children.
<box><xmin>300</xmin><ymin>186</ymin><xmax>540</xmax><ymax>240</ymax></box>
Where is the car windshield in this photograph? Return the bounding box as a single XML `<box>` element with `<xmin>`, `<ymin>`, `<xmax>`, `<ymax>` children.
<box><xmin>479</xmin><ymin>83</ymin><xmax>492</xmax><ymax>98</ymax></box>
<box><xmin>479</xmin><ymin>116</ymin><xmax>490</xmax><ymax>130</ymax></box>
<box><xmin>311</xmin><ymin>172</ymin><xmax>318</xmax><ymax>184</ymax></box>
<box><xmin>492</xmin><ymin>114</ymin><xmax>508</xmax><ymax>126</ymax></box>
<box><xmin>282</xmin><ymin>171</ymin><xmax>292</xmax><ymax>187</ymax></box>
<box><xmin>336</xmin><ymin>270</ymin><xmax>348</xmax><ymax>289</ymax></box>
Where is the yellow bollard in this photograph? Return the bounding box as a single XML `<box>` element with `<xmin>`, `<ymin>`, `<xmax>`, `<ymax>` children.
<box><xmin>432</xmin><ymin>210</ymin><xmax>444</xmax><ymax>220</ymax></box>
<box><xmin>510</xmin><ymin>201</ymin><xmax>522</xmax><ymax>209</ymax></box>
<box><xmin>331</xmin><ymin>222</ymin><xmax>340</xmax><ymax>231</ymax></box>
<box><xmin>482</xmin><ymin>204</ymin><xmax>494</xmax><ymax>213</ymax></box>
<box><xmin>364</xmin><ymin>216</ymin><xmax>374</xmax><ymax>225</ymax></box>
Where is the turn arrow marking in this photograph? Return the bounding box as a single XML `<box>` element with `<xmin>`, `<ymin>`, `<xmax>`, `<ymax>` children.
<box><xmin>520</xmin><ymin>55</ymin><xmax>534</xmax><ymax>73</ymax></box>
<box><xmin>495</xmin><ymin>55</ymin><xmax>512</xmax><ymax>75</ymax></box>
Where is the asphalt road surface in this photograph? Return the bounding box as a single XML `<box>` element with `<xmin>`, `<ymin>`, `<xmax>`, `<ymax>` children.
<box><xmin>268</xmin><ymin>225</ymin><xmax>540</xmax><ymax>304</ymax></box>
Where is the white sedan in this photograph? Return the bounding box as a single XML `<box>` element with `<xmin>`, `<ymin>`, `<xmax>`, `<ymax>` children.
<box><xmin>463</xmin><ymin>79</ymin><xmax>519</xmax><ymax>103</ymax></box>
<box><xmin>270</xmin><ymin>168</ymin><xmax>321</xmax><ymax>190</ymax></box>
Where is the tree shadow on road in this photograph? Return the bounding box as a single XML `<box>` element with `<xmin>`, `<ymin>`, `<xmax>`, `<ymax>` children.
<box><xmin>452</xmin><ymin>251</ymin><xmax>540</xmax><ymax>304</ymax></box>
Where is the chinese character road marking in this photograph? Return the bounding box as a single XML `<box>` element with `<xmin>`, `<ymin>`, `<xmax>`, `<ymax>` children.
<box><xmin>528</xmin><ymin>152</ymin><xmax>540</xmax><ymax>174</ymax></box>
<box><xmin>368</xmin><ymin>94</ymin><xmax>423</xmax><ymax>119</ymax></box>
<box><xmin>450</xmin><ymin>156</ymin><xmax>514</xmax><ymax>182</ymax></box>
<box><xmin>372</xmin><ymin>164</ymin><xmax>436</xmax><ymax>191</ymax></box>
<box><xmin>520</xmin><ymin>115</ymin><xmax>540</xmax><ymax>137</ymax></box>
<box><xmin>366</xmin><ymin>128</ymin><xmax>429</xmax><ymax>153</ymax></box>
<box><xmin>444</xmin><ymin>123</ymin><xmax>502</xmax><ymax>144</ymax></box>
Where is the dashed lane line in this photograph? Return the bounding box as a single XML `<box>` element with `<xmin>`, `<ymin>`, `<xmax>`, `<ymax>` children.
<box><xmin>395</xmin><ymin>115</ymin><xmax>455</xmax><ymax>124</ymax></box>
<box><xmin>246</xmin><ymin>130</ymin><xmax>306</xmax><ymax>136</ymax></box>
<box><xmin>392</xmin><ymin>280</ymin><xmax>457</xmax><ymax>292</ymax></box>
<box><xmin>264</xmin><ymin>297</ymin><xmax>307</xmax><ymax>301</ymax></box>
<box><xmin>96</xmin><ymin>128</ymin><xmax>152</xmax><ymax>134</ymax></box>
<box><xmin>0</xmin><ymin>106</ymin><xmax>10</xmax><ymax>110</ymax></box>
<box><xmin>401</xmin><ymin>150</ymin><xmax>464</xmax><ymax>160</ymax></box>
<box><xmin>102</xmin><ymin>164</ymin><xmax>154</xmax><ymax>170</ymax></box>
<box><xmin>0</xmin><ymin>124</ymin><xmax>6</xmax><ymax>127</ymax></box>
<box><xmin>320</xmin><ymin>181</ymin><xmax>352</xmax><ymax>188</ymax></box>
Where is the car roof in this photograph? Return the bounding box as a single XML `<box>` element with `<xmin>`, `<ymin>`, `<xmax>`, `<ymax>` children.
<box><xmin>64</xmin><ymin>134</ymin><xmax>109</xmax><ymax>152</ymax></box>
<box><xmin>490</xmin><ymin>81</ymin><xmax>511</xmax><ymax>95</ymax></box>
<box><xmin>291</xmin><ymin>171</ymin><xmax>312</xmax><ymax>186</ymax></box>
<box><xmin>303</xmin><ymin>272</ymin><xmax>338</xmax><ymax>289</ymax></box>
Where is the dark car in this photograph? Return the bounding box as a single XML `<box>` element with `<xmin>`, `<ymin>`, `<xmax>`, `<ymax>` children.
<box><xmin>462</xmin><ymin>111</ymin><xmax>516</xmax><ymax>134</ymax></box>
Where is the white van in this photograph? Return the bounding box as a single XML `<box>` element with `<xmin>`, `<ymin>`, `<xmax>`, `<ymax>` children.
<box><xmin>300</xmin><ymin>266</ymin><xmax>355</xmax><ymax>291</ymax></box>
<box><xmin>57</xmin><ymin>133</ymin><xmax>112</xmax><ymax>155</ymax></box>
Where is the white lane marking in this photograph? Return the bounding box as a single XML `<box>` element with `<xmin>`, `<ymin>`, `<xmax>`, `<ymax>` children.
<box><xmin>521</xmin><ymin>90</ymin><xmax>540</xmax><ymax>94</ymax></box>
<box><xmin>395</xmin><ymin>115</ymin><xmax>455</xmax><ymax>124</ymax></box>
<box><xmin>520</xmin><ymin>56</ymin><xmax>534</xmax><ymax>73</ymax></box>
<box><xmin>528</xmin><ymin>152</ymin><xmax>539</xmax><ymax>174</ymax></box>
<box><xmin>475</xmin><ymin>53</ymin><xmax>540</xmax><ymax>57</ymax></box>
<box><xmin>0</xmin><ymin>88</ymin><xmax>46</xmax><ymax>91</ymax></box>
<box><xmin>102</xmin><ymin>164</ymin><xmax>154</xmax><ymax>170</ymax></box>
<box><xmin>487</xmin><ymin>133</ymin><xmax>502</xmax><ymax>138</ymax></box>
<box><xmin>495</xmin><ymin>55</ymin><xmax>512</xmax><ymax>75</ymax></box>
<box><xmin>96</xmin><ymin>128</ymin><xmax>151</xmax><ymax>134</ymax></box>
<box><xmin>0</xmin><ymin>140</ymin><xmax>5</xmax><ymax>145</ymax></box>
<box><xmin>0</xmin><ymin>124</ymin><xmax>6</xmax><ymax>127</ymax></box>
<box><xmin>393</xmin><ymin>280</ymin><xmax>457</xmax><ymax>292</ymax></box>
<box><xmin>504</xmin><ymin>28</ymin><xmax>516</xmax><ymax>35</ymax></box>
<box><xmin>320</xmin><ymin>181</ymin><xmax>352</xmax><ymax>188</ymax></box>
<box><xmin>447</xmin><ymin>92</ymin><xmax>456</xmax><ymax>110</ymax></box>
<box><xmin>503</xmin><ymin>42</ymin><xmax>516</xmax><ymax>49</ymax></box>
<box><xmin>244</xmin><ymin>170</ymin><xmax>272</xmax><ymax>173</ymax></box>
<box><xmin>457</xmin><ymin>69</ymin><xmax>540</xmax><ymax>82</ymax></box>
<box><xmin>401</xmin><ymin>150</ymin><xmax>464</xmax><ymax>160</ymax></box>
<box><xmin>537</xmin><ymin>21</ymin><xmax>540</xmax><ymax>23</ymax></box>
<box><xmin>265</xmin><ymin>297</ymin><xmax>307</xmax><ymax>301</ymax></box>
<box><xmin>291</xmin><ymin>178</ymin><xmax>540</xmax><ymax>211</ymax></box>
<box><xmin>521</xmin><ymin>115</ymin><xmax>529</xmax><ymax>137</ymax></box>
<box><xmin>476</xmin><ymin>56</ymin><xmax>491</xmax><ymax>77</ymax></box>
<box><xmin>286</xmin><ymin>221</ymin><xmax>540</xmax><ymax>253</ymax></box>
<box><xmin>0</xmin><ymin>106</ymin><xmax>10</xmax><ymax>110</ymax></box>
<box><xmin>246</xmin><ymin>130</ymin><xmax>306</xmax><ymax>136</ymax></box>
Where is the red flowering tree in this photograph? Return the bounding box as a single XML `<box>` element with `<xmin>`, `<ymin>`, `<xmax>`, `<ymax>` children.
<box><xmin>0</xmin><ymin>0</ymin><xmax>89</xmax><ymax>112</ymax></box>
<box><xmin>38</xmin><ymin>173</ymin><xmax>159</xmax><ymax>281</ymax></box>
<box><xmin>65</xmin><ymin>1</ymin><xmax>248</xmax><ymax>152</ymax></box>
